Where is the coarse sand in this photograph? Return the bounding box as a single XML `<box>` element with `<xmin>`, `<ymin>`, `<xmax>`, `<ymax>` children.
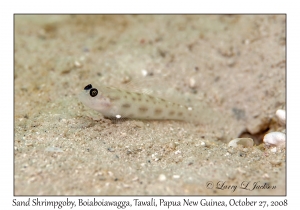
<box><xmin>14</xmin><ymin>15</ymin><xmax>285</xmax><ymax>195</ymax></box>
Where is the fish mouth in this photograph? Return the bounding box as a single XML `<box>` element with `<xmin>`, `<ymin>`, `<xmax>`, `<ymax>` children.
<box><xmin>78</xmin><ymin>90</ymin><xmax>89</xmax><ymax>104</ymax></box>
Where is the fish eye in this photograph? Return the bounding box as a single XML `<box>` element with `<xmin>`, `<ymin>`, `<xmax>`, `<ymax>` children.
<box><xmin>84</xmin><ymin>84</ymin><xmax>92</xmax><ymax>90</ymax></box>
<box><xmin>90</xmin><ymin>88</ymin><xmax>98</xmax><ymax>97</ymax></box>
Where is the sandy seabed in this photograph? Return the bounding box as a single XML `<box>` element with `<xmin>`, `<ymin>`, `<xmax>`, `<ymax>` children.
<box><xmin>14</xmin><ymin>15</ymin><xmax>285</xmax><ymax>195</ymax></box>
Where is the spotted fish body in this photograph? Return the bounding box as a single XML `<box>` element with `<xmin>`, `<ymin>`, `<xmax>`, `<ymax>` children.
<box><xmin>78</xmin><ymin>84</ymin><xmax>194</xmax><ymax>121</ymax></box>
<box><xmin>78</xmin><ymin>84</ymin><xmax>246</xmax><ymax>140</ymax></box>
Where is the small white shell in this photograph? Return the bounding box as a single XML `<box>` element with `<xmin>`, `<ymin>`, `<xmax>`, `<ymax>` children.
<box><xmin>263</xmin><ymin>132</ymin><xmax>286</xmax><ymax>148</ymax></box>
<box><xmin>141</xmin><ymin>69</ymin><xmax>148</xmax><ymax>76</ymax></box>
<box><xmin>228</xmin><ymin>138</ymin><xmax>254</xmax><ymax>148</ymax></box>
<box><xmin>189</xmin><ymin>77</ymin><xmax>196</xmax><ymax>88</ymax></box>
<box><xmin>276</xmin><ymin>109</ymin><xmax>286</xmax><ymax>125</ymax></box>
<box><xmin>158</xmin><ymin>174</ymin><xmax>167</xmax><ymax>182</ymax></box>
